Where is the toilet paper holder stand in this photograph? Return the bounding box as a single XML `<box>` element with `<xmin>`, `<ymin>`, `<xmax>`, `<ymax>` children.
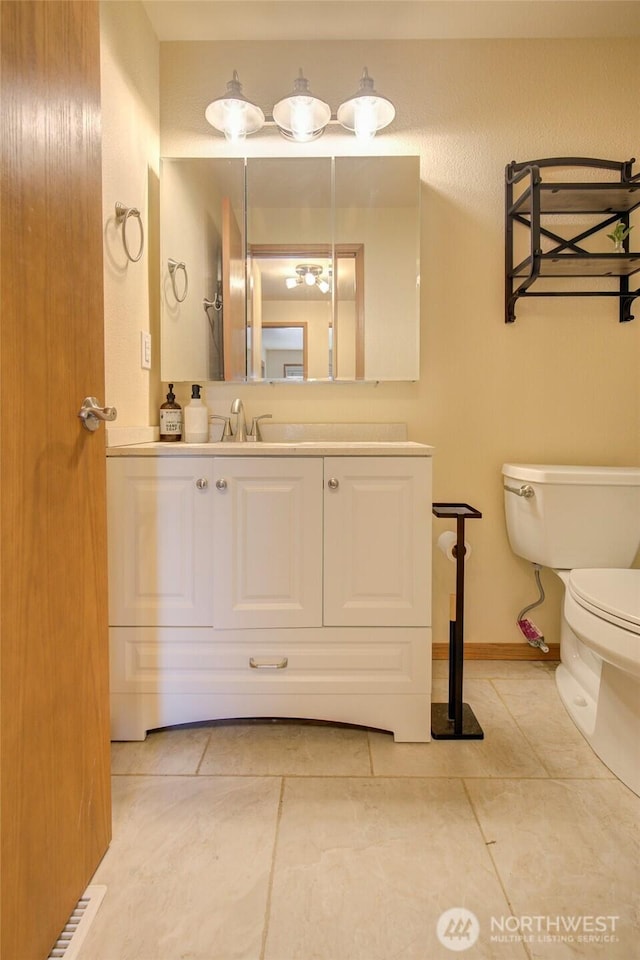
<box><xmin>432</xmin><ymin>502</ymin><xmax>484</xmax><ymax>740</ymax></box>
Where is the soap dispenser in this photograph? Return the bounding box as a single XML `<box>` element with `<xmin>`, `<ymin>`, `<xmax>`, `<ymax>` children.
<box><xmin>159</xmin><ymin>383</ymin><xmax>182</xmax><ymax>442</ymax></box>
<box><xmin>184</xmin><ymin>384</ymin><xmax>208</xmax><ymax>443</ymax></box>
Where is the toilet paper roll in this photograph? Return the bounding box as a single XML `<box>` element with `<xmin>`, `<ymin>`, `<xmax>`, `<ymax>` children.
<box><xmin>437</xmin><ymin>530</ymin><xmax>472</xmax><ymax>562</ymax></box>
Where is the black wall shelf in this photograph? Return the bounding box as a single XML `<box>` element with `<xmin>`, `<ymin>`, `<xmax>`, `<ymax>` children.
<box><xmin>505</xmin><ymin>156</ymin><xmax>640</xmax><ymax>323</ymax></box>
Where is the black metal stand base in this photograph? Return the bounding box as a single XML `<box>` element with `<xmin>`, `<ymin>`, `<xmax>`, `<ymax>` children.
<box><xmin>431</xmin><ymin>702</ymin><xmax>484</xmax><ymax>740</ymax></box>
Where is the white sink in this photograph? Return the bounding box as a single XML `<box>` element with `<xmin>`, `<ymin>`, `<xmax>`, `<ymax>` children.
<box><xmin>258</xmin><ymin>422</ymin><xmax>408</xmax><ymax>443</ymax></box>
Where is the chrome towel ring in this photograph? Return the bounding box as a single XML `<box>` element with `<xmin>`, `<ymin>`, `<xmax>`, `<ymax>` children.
<box><xmin>115</xmin><ymin>201</ymin><xmax>144</xmax><ymax>263</ymax></box>
<box><xmin>168</xmin><ymin>258</ymin><xmax>189</xmax><ymax>302</ymax></box>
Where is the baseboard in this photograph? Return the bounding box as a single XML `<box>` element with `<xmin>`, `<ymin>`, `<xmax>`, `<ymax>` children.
<box><xmin>433</xmin><ymin>642</ymin><xmax>560</xmax><ymax>660</ymax></box>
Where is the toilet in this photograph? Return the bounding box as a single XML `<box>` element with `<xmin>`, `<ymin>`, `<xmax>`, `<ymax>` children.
<box><xmin>502</xmin><ymin>463</ymin><xmax>640</xmax><ymax>796</ymax></box>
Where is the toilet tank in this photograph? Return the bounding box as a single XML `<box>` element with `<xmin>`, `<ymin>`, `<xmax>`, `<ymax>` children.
<box><xmin>502</xmin><ymin>463</ymin><xmax>640</xmax><ymax>569</ymax></box>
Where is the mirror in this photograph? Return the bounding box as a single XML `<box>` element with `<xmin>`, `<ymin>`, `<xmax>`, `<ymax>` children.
<box><xmin>160</xmin><ymin>157</ymin><xmax>246</xmax><ymax>383</ymax></box>
<box><xmin>160</xmin><ymin>155</ymin><xmax>420</xmax><ymax>383</ymax></box>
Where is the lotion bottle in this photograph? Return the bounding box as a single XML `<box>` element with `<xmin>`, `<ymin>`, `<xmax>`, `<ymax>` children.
<box><xmin>184</xmin><ymin>384</ymin><xmax>208</xmax><ymax>443</ymax></box>
<box><xmin>159</xmin><ymin>383</ymin><xmax>182</xmax><ymax>442</ymax></box>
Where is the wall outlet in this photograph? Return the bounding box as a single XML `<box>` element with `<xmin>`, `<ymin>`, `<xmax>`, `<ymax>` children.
<box><xmin>140</xmin><ymin>331</ymin><xmax>151</xmax><ymax>370</ymax></box>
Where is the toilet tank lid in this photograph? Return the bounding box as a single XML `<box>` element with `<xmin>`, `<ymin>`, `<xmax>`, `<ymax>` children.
<box><xmin>502</xmin><ymin>463</ymin><xmax>640</xmax><ymax>486</ymax></box>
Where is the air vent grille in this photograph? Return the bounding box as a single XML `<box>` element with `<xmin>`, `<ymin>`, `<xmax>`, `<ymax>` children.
<box><xmin>47</xmin><ymin>885</ymin><xmax>106</xmax><ymax>960</ymax></box>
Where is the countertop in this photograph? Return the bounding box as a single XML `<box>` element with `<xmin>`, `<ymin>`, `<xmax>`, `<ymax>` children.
<box><xmin>106</xmin><ymin>441</ymin><xmax>434</xmax><ymax>457</ymax></box>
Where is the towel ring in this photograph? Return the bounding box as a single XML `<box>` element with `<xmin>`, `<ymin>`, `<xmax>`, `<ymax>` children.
<box><xmin>168</xmin><ymin>259</ymin><xmax>189</xmax><ymax>302</ymax></box>
<box><xmin>115</xmin><ymin>202</ymin><xmax>144</xmax><ymax>263</ymax></box>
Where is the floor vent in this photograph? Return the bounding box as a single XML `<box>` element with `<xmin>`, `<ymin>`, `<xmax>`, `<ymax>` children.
<box><xmin>47</xmin><ymin>885</ymin><xmax>106</xmax><ymax>960</ymax></box>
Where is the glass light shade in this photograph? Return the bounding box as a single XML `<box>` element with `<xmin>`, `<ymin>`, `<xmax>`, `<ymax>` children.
<box><xmin>304</xmin><ymin>271</ymin><xmax>317</xmax><ymax>286</ymax></box>
<box><xmin>285</xmin><ymin>277</ymin><xmax>299</xmax><ymax>289</ymax></box>
<box><xmin>273</xmin><ymin>70</ymin><xmax>331</xmax><ymax>142</ymax></box>
<box><xmin>317</xmin><ymin>278</ymin><xmax>330</xmax><ymax>294</ymax></box>
<box><xmin>336</xmin><ymin>67</ymin><xmax>395</xmax><ymax>140</ymax></box>
<box><xmin>205</xmin><ymin>71</ymin><xmax>265</xmax><ymax>141</ymax></box>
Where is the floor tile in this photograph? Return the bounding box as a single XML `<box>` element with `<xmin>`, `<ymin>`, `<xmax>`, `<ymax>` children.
<box><xmin>111</xmin><ymin>726</ymin><xmax>210</xmax><ymax>775</ymax></box>
<box><xmin>465</xmin><ymin>778</ymin><xmax>640</xmax><ymax>959</ymax></box>
<box><xmin>77</xmin><ymin>775</ymin><xmax>281</xmax><ymax>960</ymax></box>
<box><xmin>198</xmin><ymin>721</ymin><xmax>372</xmax><ymax>777</ymax></box>
<box><xmin>492</xmin><ymin>677</ymin><xmax>615</xmax><ymax>779</ymax></box>
<box><xmin>264</xmin><ymin>777</ymin><xmax>528</xmax><ymax>960</ymax></box>
<box><xmin>433</xmin><ymin>659</ymin><xmax>559</xmax><ymax>680</ymax></box>
<box><xmin>78</xmin><ymin>657</ymin><xmax>638</xmax><ymax>960</ymax></box>
<box><xmin>370</xmin><ymin>680</ymin><xmax>549</xmax><ymax>779</ymax></box>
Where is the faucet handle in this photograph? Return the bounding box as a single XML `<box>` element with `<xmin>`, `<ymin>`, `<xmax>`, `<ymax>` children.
<box><xmin>248</xmin><ymin>414</ymin><xmax>272</xmax><ymax>442</ymax></box>
<box><xmin>209</xmin><ymin>414</ymin><xmax>233</xmax><ymax>441</ymax></box>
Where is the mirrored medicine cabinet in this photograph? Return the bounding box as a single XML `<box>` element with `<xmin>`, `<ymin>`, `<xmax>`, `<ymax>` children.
<box><xmin>160</xmin><ymin>155</ymin><xmax>420</xmax><ymax>383</ymax></box>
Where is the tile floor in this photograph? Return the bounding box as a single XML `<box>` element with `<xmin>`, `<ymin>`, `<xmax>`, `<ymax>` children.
<box><xmin>78</xmin><ymin>661</ymin><xmax>639</xmax><ymax>960</ymax></box>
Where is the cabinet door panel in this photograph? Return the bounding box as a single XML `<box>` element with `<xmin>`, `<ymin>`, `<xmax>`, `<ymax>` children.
<box><xmin>213</xmin><ymin>458</ymin><xmax>323</xmax><ymax>628</ymax></box>
<box><xmin>107</xmin><ymin>458</ymin><xmax>214</xmax><ymax>626</ymax></box>
<box><xmin>324</xmin><ymin>457</ymin><xmax>431</xmax><ymax>626</ymax></box>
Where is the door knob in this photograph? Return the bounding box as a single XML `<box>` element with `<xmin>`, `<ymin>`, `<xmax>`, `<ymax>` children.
<box><xmin>78</xmin><ymin>397</ymin><xmax>117</xmax><ymax>432</ymax></box>
<box><xmin>215</xmin><ymin>478</ymin><xmax>227</xmax><ymax>490</ymax></box>
<box><xmin>195</xmin><ymin>478</ymin><xmax>208</xmax><ymax>490</ymax></box>
<box><xmin>327</xmin><ymin>477</ymin><xmax>339</xmax><ymax>490</ymax></box>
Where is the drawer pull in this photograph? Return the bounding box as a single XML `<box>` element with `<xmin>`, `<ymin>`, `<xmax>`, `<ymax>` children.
<box><xmin>249</xmin><ymin>657</ymin><xmax>288</xmax><ymax>670</ymax></box>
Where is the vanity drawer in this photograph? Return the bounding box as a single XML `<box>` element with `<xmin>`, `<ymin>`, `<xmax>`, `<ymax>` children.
<box><xmin>110</xmin><ymin>626</ymin><xmax>430</xmax><ymax>695</ymax></box>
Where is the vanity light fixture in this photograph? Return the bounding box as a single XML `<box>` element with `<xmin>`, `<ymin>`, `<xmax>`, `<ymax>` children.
<box><xmin>205</xmin><ymin>68</ymin><xmax>395</xmax><ymax>142</ymax></box>
<box><xmin>285</xmin><ymin>264</ymin><xmax>331</xmax><ymax>293</ymax></box>
<box><xmin>273</xmin><ymin>69</ymin><xmax>331</xmax><ymax>142</ymax></box>
<box><xmin>204</xmin><ymin>71</ymin><xmax>265</xmax><ymax>142</ymax></box>
<box><xmin>336</xmin><ymin>67</ymin><xmax>396</xmax><ymax>140</ymax></box>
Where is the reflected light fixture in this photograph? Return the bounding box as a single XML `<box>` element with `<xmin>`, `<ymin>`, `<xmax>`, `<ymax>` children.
<box><xmin>205</xmin><ymin>67</ymin><xmax>395</xmax><ymax>142</ymax></box>
<box><xmin>285</xmin><ymin>264</ymin><xmax>331</xmax><ymax>293</ymax></box>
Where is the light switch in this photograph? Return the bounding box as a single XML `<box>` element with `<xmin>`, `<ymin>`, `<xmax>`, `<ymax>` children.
<box><xmin>141</xmin><ymin>331</ymin><xmax>151</xmax><ymax>370</ymax></box>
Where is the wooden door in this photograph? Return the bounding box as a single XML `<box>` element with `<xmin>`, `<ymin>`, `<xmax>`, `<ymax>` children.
<box><xmin>0</xmin><ymin>3</ymin><xmax>112</xmax><ymax>959</ymax></box>
<box><xmin>323</xmin><ymin>457</ymin><xmax>432</xmax><ymax>627</ymax></box>
<box><xmin>107</xmin><ymin>458</ymin><xmax>215</xmax><ymax>627</ymax></box>
<box><xmin>222</xmin><ymin>196</ymin><xmax>247</xmax><ymax>380</ymax></box>
<box><xmin>212</xmin><ymin>458</ymin><xmax>323</xmax><ymax>629</ymax></box>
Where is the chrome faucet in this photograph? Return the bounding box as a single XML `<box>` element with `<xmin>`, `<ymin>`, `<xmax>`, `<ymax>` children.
<box><xmin>230</xmin><ymin>398</ymin><xmax>247</xmax><ymax>442</ymax></box>
<box><xmin>248</xmin><ymin>414</ymin><xmax>272</xmax><ymax>442</ymax></box>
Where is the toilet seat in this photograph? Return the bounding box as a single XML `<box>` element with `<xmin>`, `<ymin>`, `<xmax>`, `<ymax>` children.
<box><xmin>568</xmin><ymin>569</ymin><xmax>640</xmax><ymax>635</ymax></box>
<box><xmin>565</xmin><ymin>569</ymin><xmax>640</xmax><ymax>678</ymax></box>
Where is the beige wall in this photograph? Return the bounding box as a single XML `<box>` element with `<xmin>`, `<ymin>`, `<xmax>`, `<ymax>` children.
<box><xmin>104</xmin><ymin>21</ymin><xmax>640</xmax><ymax>649</ymax></box>
<box><xmin>100</xmin><ymin>0</ymin><xmax>161</xmax><ymax>438</ymax></box>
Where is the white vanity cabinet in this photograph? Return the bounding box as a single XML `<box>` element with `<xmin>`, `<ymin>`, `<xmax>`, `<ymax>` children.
<box><xmin>107</xmin><ymin>457</ymin><xmax>215</xmax><ymax>627</ymax></box>
<box><xmin>107</xmin><ymin>449</ymin><xmax>432</xmax><ymax>743</ymax></box>
<box><xmin>323</xmin><ymin>457</ymin><xmax>431</xmax><ymax>627</ymax></box>
<box><xmin>212</xmin><ymin>457</ymin><xmax>323</xmax><ymax>629</ymax></box>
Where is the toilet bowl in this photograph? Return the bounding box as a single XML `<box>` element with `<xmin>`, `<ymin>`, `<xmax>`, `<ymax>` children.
<box><xmin>502</xmin><ymin>463</ymin><xmax>640</xmax><ymax>796</ymax></box>
<box><xmin>565</xmin><ymin>569</ymin><xmax>640</xmax><ymax>678</ymax></box>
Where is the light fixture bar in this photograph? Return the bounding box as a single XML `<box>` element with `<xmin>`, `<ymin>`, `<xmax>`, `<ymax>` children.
<box><xmin>205</xmin><ymin>67</ymin><xmax>395</xmax><ymax>141</ymax></box>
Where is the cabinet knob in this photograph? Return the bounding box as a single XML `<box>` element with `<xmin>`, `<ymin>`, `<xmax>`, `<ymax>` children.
<box><xmin>215</xmin><ymin>478</ymin><xmax>227</xmax><ymax>490</ymax></box>
<box><xmin>327</xmin><ymin>477</ymin><xmax>339</xmax><ymax>490</ymax></box>
<box><xmin>195</xmin><ymin>478</ymin><xmax>208</xmax><ymax>490</ymax></box>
